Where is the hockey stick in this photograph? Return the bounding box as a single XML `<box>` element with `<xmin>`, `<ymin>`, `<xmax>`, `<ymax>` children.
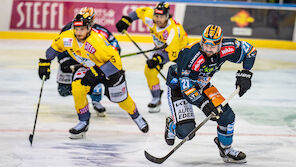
<box><xmin>122</xmin><ymin>30</ymin><xmax>167</xmax><ymax>80</ymax></box>
<box><xmin>68</xmin><ymin>46</ymin><xmax>166</xmax><ymax>71</ymax></box>
<box><xmin>144</xmin><ymin>87</ymin><xmax>240</xmax><ymax>164</ymax></box>
<box><xmin>29</xmin><ymin>75</ymin><xmax>46</xmax><ymax>146</ymax></box>
<box><xmin>120</xmin><ymin>45</ymin><xmax>166</xmax><ymax>58</ymax></box>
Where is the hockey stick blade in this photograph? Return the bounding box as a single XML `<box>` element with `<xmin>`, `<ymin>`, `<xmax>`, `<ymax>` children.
<box><xmin>29</xmin><ymin>134</ymin><xmax>33</xmax><ymax>146</ymax></box>
<box><xmin>144</xmin><ymin>150</ymin><xmax>168</xmax><ymax>164</ymax></box>
<box><xmin>144</xmin><ymin>115</ymin><xmax>211</xmax><ymax>164</ymax></box>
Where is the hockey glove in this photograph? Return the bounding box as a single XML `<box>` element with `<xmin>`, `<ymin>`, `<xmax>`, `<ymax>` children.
<box><xmin>201</xmin><ymin>86</ymin><xmax>225</xmax><ymax>121</ymax></box>
<box><xmin>81</xmin><ymin>66</ymin><xmax>105</xmax><ymax>87</ymax></box>
<box><xmin>166</xmin><ymin>64</ymin><xmax>179</xmax><ymax>89</ymax></box>
<box><xmin>146</xmin><ymin>54</ymin><xmax>163</xmax><ymax>69</ymax></box>
<box><xmin>199</xmin><ymin>98</ymin><xmax>220</xmax><ymax>121</ymax></box>
<box><xmin>59</xmin><ymin>56</ymin><xmax>79</xmax><ymax>73</ymax></box>
<box><xmin>116</xmin><ymin>16</ymin><xmax>133</xmax><ymax>33</ymax></box>
<box><xmin>236</xmin><ymin>69</ymin><xmax>253</xmax><ymax>97</ymax></box>
<box><xmin>38</xmin><ymin>58</ymin><xmax>51</xmax><ymax>80</ymax></box>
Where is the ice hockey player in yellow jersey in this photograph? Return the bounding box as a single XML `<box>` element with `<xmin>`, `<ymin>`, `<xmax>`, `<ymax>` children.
<box><xmin>116</xmin><ymin>1</ymin><xmax>189</xmax><ymax>113</ymax></box>
<box><xmin>38</xmin><ymin>9</ymin><xmax>149</xmax><ymax>139</ymax></box>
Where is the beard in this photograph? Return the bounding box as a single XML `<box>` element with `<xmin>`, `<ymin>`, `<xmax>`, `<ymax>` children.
<box><xmin>204</xmin><ymin>50</ymin><xmax>215</xmax><ymax>56</ymax></box>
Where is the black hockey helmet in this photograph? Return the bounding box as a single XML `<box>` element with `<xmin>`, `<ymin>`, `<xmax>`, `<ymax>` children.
<box><xmin>154</xmin><ymin>2</ymin><xmax>170</xmax><ymax>16</ymax></box>
<box><xmin>73</xmin><ymin>7</ymin><xmax>95</xmax><ymax>27</ymax></box>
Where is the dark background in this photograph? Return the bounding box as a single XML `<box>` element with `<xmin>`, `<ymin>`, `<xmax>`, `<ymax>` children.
<box><xmin>183</xmin><ymin>5</ymin><xmax>296</xmax><ymax>40</ymax></box>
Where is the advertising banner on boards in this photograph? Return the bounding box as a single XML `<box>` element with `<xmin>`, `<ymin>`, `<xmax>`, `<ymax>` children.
<box><xmin>183</xmin><ymin>5</ymin><xmax>296</xmax><ymax>40</ymax></box>
<box><xmin>10</xmin><ymin>0</ymin><xmax>175</xmax><ymax>34</ymax></box>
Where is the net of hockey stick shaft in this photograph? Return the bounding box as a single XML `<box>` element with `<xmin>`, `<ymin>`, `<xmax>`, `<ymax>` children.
<box><xmin>144</xmin><ymin>87</ymin><xmax>240</xmax><ymax>164</ymax></box>
<box><xmin>29</xmin><ymin>75</ymin><xmax>46</xmax><ymax>146</ymax></box>
<box><xmin>122</xmin><ymin>30</ymin><xmax>167</xmax><ymax>80</ymax></box>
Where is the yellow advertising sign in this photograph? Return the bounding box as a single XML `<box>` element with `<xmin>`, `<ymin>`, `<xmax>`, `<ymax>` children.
<box><xmin>231</xmin><ymin>10</ymin><xmax>255</xmax><ymax>27</ymax></box>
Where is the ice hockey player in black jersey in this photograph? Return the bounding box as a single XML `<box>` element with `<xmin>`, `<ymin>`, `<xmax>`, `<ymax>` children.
<box><xmin>164</xmin><ymin>24</ymin><xmax>257</xmax><ymax>163</ymax></box>
<box><xmin>55</xmin><ymin>7</ymin><xmax>121</xmax><ymax>118</ymax></box>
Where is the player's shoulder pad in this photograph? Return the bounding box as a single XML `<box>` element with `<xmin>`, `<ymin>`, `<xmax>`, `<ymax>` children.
<box><xmin>186</xmin><ymin>42</ymin><xmax>201</xmax><ymax>53</ymax></box>
<box><xmin>91</xmin><ymin>31</ymin><xmax>111</xmax><ymax>47</ymax></box>
<box><xmin>170</xmin><ymin>18</ymin><xmax>179</xmax><ymax>25</ymax></box>
<box><xmin>219</xmin><ymin>38</ymin><xmax>237</xmax><ymax>58</ymax></box>
<box><xmin>136</xmin><ymin>6</ymin><xmax>152</xmax><ymax>16</ymax></box>
<box><xmin>93</xmin><ymin>24</ymin><xmax>109</xmax><ymax>33</ymax></box>
<box><xmin>221</xmin><ymin>38</ymin><xmax>237</xmax><ymax>47</ymax></box>
<box><xmin>141</xmin><ymin>6</ymin><xmax>152</xmax><ymax>12</ymax></box>
<box><xmin>177</xmin><ymin>43</ymin><xmax>201</xmax><ymax>64</ymax></box>
<box><xmin>185</xmin><ymin>41</ymin><xmax>200</xmax><ymax>49</ymax></box>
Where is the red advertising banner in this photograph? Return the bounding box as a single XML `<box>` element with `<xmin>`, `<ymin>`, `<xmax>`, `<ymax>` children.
<box><xmin>10</xmin><ymin>0</ymin><xmax>175</xmax><ymax>34</ymax></box>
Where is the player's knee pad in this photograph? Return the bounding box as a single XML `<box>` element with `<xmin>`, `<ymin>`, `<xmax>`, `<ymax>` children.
<box><xmin>90</xmin><ymin>84</ymin><xmax>103</xmax><ymax>102</ymax></box>
<box><xmin>104</xmin><ymin>71</ymin><xmax>128</xmax><ymax>103</ymax></box>
<box><xmin>57</xmin><ymin>83</ymin><xmax>72</xmax><ymax>96</ymax></box>
<box><xmin>175</xmin><ymin>120</ymin><xmax>196</xmax><ymax>140</ymax></box>
<box><xmin>217</xmin><ymin>104</ymin><xmax>235</xmax><ymax>127</ymax></box>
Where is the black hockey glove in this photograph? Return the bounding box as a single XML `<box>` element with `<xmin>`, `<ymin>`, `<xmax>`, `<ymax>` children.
<box><xmin>81</xmin><ymin>66</ymin><xmax>105</xmax><ymax>87</ymax></box>
<box><xmin>116</xmin><ymin>16</ymin><xmax>133</xmax><ymax>33</ymax></box>
<box><xmin>146</xmin><ymin>54</ymin><xmax>163</xmax><ymax>69</ymax></box>
<box><xmin>166</xmin><ymin>64</ymin><xmax>179</xmax><ymax>89</ymax></box>
<box><xmin>59</xmin><ymin>56</ymin><xmax>79</xmax><ymax>73</ymax></box>
<box><xmin>199</xmin><ymin>97</ymin><xmax>221</xmax><ymax>121</ymax></box>
<box><xmin>38</xmin><ymin>58</ymin><xmax>51</xmax><ymax>80</ymax></box>
<box><xmin>236</xmin><ymin>69</ymin><xmax>253</xmax><ymax>97</ymax></box>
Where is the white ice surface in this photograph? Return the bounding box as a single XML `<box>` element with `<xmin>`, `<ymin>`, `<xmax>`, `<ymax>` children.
<box><xmin>0</xmin><ymin>39</ymin><xmax>295</xmax><ymax>167</ymax></box>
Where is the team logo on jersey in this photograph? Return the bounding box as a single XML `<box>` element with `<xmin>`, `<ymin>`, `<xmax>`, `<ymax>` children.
<box><xmin>220</xmin><ymin>46</ymin><xmax>235</xmax><ymax>58</ymax></box>
<box><xmin>84</xmin><ymin>42</ymin><xmax>96</xmax><ymax>54</ymax></box>
<box><xmin>191</xmin><ymin>55</ymin><xmax>205</xmax><ymax>71</ymax></box>
<box><xmin>163</xmin><ymin>30</ymin><xmax>168</xmax><ymax>40</ymax></box>
<box><xmin>63</xmin><ymin>38</ymin><xmax>73</xmax><ymax>47</ymax></box>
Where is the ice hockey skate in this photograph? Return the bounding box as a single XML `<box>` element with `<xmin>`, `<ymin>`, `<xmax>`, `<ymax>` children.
<box><xmin>148</xmin><ymin>90</ymin><xmax>163</xmax><ymax>113</ymax></box>
<box><xmin>69</xmin><ymin>120</ymin><xmax>89</xmax><ymax>139</ymax></box>
<box><xmin>214</xmin><ymin>137</ymin><xmax>247</xmax><ymax>163</ymax></box>
<box><xmin>133</xmin><ymin>115</ymin><xmax>149</xmax><ymax>133</ymax></box>
<box><xmin>164</xmin><ymin>116</ymin><xmax>175</xmax><ymax>145</ymax></box>
<box><xmin>92</xmin><ymin>101</ymin><xmax>106</xmax><ymax>117</ymax></box>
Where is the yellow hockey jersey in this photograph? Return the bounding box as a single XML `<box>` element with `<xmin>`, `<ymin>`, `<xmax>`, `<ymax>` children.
<box><xmin>135</xmin><ymin>7</ymin><xmax>188</xmax><ymax>61</ymax></box>
<box><xmin>51</xmin><ymin>29</ymin><xmax>122</xmax><ymax>76</ymax></box>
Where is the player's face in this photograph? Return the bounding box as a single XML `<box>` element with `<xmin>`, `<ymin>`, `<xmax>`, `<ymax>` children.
<box><xmin>153</xmin><ymin>14</ymin><xmax>168</xmax><ymax>28</ymax></box>
<box><xmin>74</xmin><ymin>26</ymin><xmax>90</xmax><ymax>41</ymax></box>
<box><xmin>202</xmin><ymin>43</ymin><xmax>219</xmax><ymax>57</ymax></box>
